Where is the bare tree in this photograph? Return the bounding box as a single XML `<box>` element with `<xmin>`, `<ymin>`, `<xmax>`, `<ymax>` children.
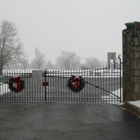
<box><xmin>80</xmin><ymin>64</ymin><xmax>89</xmax><ymax>70</ymax></box>
<box><xmin>85</xmin><ymin>57</ymin><xmax>100</xmax><ymax>69</ymax></box>
<box><xmin>31</xmin><ymin>47</ymin><xmax>46</xmax><ymax>69</ymax></box>
<box><xmin>69</xmin><ymin>53</ymin><xmax>80</xmax><ymax>69</ymax></box>
<box><xmin>56</xmin><ymin>51</ymin><xmax>80</xmax><ymax>70</ymax></box>
<box><xmin>46</xmin><ymin>60</ymin><xmax>54</xmax><ymax>69</ymax></box>
<box><xmin>0</xmin><ymin>21</ymin><xmax>24</xmax><ymax>74</ymax></box>
<box><xmin>19</xmin><ymin>56</ymin><xmax>29</xmax><ymax>69</ymax></box>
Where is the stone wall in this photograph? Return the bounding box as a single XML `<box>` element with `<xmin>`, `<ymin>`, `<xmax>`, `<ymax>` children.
<box><xmin>123</xmin><ymin>22</ymin><xmax>140</xmax><ymax>102</ymax></box>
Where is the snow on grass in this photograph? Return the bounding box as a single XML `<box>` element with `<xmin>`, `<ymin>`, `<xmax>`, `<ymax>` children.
<box><xmin>101</xmin><ymin>88</ymin><xmax>123</xmax><ymax>104</ymax></box>
<box><xmin>0</xmin><ymin>83</ymin><xmax>10</xmax><ymax>95</ymax></box>
<box><xmin>128</xmin><ymin>100</ymin><xmax>140</xmax><ymax>108</ymax></box>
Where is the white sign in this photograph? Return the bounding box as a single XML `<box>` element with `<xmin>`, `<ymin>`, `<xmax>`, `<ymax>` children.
<box><xmin>32</xmin><ymin>70</ymin><xmax>43</xmax><ymax>78</ymax></box>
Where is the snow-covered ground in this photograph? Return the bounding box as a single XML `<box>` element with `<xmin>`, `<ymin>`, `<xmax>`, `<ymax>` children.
<box><xmin>128</xmin><ymin>100</ymin><xmax>140</xmax><ymax>108</ymax></box>
<box><xmin>101</xmin><ymin>88</ymin><xmax>123</xmax><ymax>104</ymax></box>
<box><xmin>0</xmin><ymin>83</ymin><xmax>10</xmax><ymax>95</ymax></box>
<box><xmin>101</xmin><ymin>88</ymin><xmax>140</xmax><ymax>107</ymax></box>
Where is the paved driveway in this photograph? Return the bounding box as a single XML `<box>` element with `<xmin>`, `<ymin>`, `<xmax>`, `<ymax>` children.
<box><xmin>0</xmin><ymin>102</ymin><xmax>140</xmax><ymax>140</ymax></box>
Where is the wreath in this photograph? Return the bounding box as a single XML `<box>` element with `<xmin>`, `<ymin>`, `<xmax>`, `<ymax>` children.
<box><xmin>67</xmin><ymin>75</ymin><xmax>85</xmax><ymax>92</ymax></box>
<box><xmin>9</xmin><ymin>76</ymin><xmax>25</xmax><ymax>92</ymax></box>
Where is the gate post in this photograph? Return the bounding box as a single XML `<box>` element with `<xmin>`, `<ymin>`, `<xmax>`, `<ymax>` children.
<box><xmin>123</xmin><ymin>22</ymin><xmax>140</xmax><ymax>102</ymax></box>
<box><xmin>118</xmin><ymin>55</ymin><xmax>122</xmax><ymax>103</ymax></box>
<box><xmin>44</xmin><ymin>70</ymin><xmax>46</xmax><ymax>101</ymax></box>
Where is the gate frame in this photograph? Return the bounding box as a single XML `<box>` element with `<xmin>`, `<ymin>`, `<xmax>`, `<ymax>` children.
<box><xmin>0</xmin><ymin>55</ymin><xmax>122</xmax><ymax>103</ymax></box>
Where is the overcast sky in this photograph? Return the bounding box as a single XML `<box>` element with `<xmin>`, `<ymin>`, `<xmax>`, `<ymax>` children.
<box><xmin>0</xmin><ymin>0</ymin><xmax>140</xmax><ymax>64</ymax></box>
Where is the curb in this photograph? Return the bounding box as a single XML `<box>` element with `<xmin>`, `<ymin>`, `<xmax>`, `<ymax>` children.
<box><xmin>122</xmin><ymin>102</ymin><xmax>140</xmax><ymax>116</ymax></box>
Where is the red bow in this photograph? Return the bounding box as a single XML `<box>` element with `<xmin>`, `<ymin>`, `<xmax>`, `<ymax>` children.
<box><xmin>73</xmin><ymin>77</ymin><xmax>80</xmax><ymax>89</ymax></box>
<box><xmin>13</xmin><ymin>76</ymin><xmax>21</xmax><ymax>91</ymax></box>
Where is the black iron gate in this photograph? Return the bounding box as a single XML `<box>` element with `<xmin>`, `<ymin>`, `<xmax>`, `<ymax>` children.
<box><xmin>0</xmin><ymin>56</ymin><xmax>122</xmax><ymax>103</ymax></box>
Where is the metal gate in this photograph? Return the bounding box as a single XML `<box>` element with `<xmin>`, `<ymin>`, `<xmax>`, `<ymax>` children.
<box><xmin>0</xmin><ymin>56</ymin><xmax>122</xmax><ymax>103</ymax></box>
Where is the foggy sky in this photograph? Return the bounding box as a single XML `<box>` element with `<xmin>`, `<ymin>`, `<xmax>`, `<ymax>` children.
<box><xmin>0</xmin><ymin>0</ymin><xmax>140</xmax><ymax>64</ymax></box>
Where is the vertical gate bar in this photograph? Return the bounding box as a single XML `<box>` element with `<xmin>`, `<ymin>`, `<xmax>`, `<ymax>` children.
<box><xmin>15</xmin><ymin>70</ymin><xmax>17</xmax><ymax>102</ymax></box>
<box><xmin>119</xmin><ymin>56</ymin><xmax>121</xmax><ymax>103</ymax></box>
<box><xmin>11</xmin><ymin>70</ymin><xmax>13</xmax><ymax>102</ymax></box>
<box><xmin>35</xmin><ymin>78</ymin><xmax>39</xmax><ymax>100</ymax></box>
<box><xmin>48</xmin><ymin>70</ymin><xmax>49</xmax><ymax>101</ymax></box>
<box><xmin>3</xmin><ymin>71</ymin><xmax>4</xmax><ymax>101</ymax></box>
<box><xmin>44</xmin><ymin>70</ymin><xmax>46</xmax><ymax>101</ymax></box>
<box><xmin>58</xmin><ymin>70</ymin><xmax>59</xmax><ymax>101</ymax></box>
<box><xmin>110</xmin><ymin>65</ymin><xmax>111</xmax><ymax>103</ymax></box>
<box><xmin>100</xmin><ymin>66</ymin><xmax>101</xmax><ymax>103</ymax></box>
<box><xmin>31</xmin><ymin>71</ymin><xmax>32</xmax><ymax>101</ymax></box>
<box><xmin>52</xmin><ymin>70</ymin><xmax>54</xmax><ymax>101</ymax></box>
<box><xmin>60</xmin><ymin>70</ymin><xmax>61</xmax><ymax>101</ymax></box>
<box><xmin>91</xmin><ymin>68</ymin><xmax>93</xmax><ymax>102</ymax></box>
<box><xmin>95</xmin><ymin>67</ymin><xmax>96</xmax><ymax>103</ymax></box>
<box><xmin>21</xmin><ymin>70</ymin><xmax>22</xmax><ymax>101</ymax></box>
<box><xmin>7</xmin><ymin>71</ymin><xmax>9</xmax><ymax>101</ymax></box>
<box><xmin>117</xmin><ymin>65</ymin><xmax>118</xmax><ymax>102</ymax></box>
<box><xmin>41</xmin><ymin>74</ymin><xmax>43</xmax><ymax>101</ymax></box>
<box><xmin>113</xmin><ymin>63</ymin><xmax>114</xmax><ymax>103</ymax></box>
<box><xmin>103</xmin><ymin>65</ymin><xmax>104</xmax><ymax>103</ymax></box>
<box><xmin>37</xmin><ymin>77</ymin><xmax>38</xmax><ymax>101</ymax></box>
<box><xmin>57</xmin><ymin>70</ymin><xmax>58</xmax><ymax>101</ymax></box>
<box><xmin>97</xmin><ymin>67</ymin><xmax>100</xmax><ymax>103</ymax></box>
<box><xmin>106</xmin><ymin>65</ymin><xmax>107</xmax><ymax>103</ymax></box>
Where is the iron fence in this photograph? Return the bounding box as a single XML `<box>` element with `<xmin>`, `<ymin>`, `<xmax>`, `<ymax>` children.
<box><xmin>0</xmin><ymin>57</ymin><xmax>122</xmax><ymax>103</ymax></box>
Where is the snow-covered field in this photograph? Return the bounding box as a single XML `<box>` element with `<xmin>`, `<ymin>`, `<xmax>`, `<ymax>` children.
<box><xmin>101</xmin><ymin>88</ymin><xmax>123</xmax><ymax>104</ymax></box>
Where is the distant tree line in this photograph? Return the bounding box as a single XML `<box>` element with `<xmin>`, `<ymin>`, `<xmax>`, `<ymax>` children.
<box><xmin>0</xmin><ymin>20</ymin><xmax>106</xmax><ymax>73</ymax></box>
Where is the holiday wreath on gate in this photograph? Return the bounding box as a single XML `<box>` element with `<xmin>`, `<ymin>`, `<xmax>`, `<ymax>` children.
<box><xmin>67</xmin><ymin>75</ymin><xmax>85</xmax><ymax>92</ymax></box>
<box><xmin>9</xmin><ymin>76</ymin><xmax>25</xmax><ymax>92</ymax></box>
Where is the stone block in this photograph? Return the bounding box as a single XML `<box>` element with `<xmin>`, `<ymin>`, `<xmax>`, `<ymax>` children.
<box><xmin>125</xmin><ymin>81</ymin><xmax>134</xmax><ymax>92</ymax></box>
<box><xmin>132</xmin><ymin>46</ymin><xmax>137</xmax><ymax>51</ymax></box>
<box><xmin>130</xmin><ymin>70</ymin><xmax>134</xmax><ymax>75</ymax></box>
<box><xmin>138</xmin><ymin>64</ymin><xmax>140</xmax><ymax>69</ymax></box>
<box><xmin>134</xmin><ymin>70</ymin><xmax>139</xmax><ymax>76</ymax></box>
<box><xmin>134</xmin><ymin>37</ymin><xmax>139</xmax><ymax>46</ymax></box>
<box><xmin>137</xmin><ymin>29</ymin><xmax>140</xmax><ymax>35</ymax></box>
<box><xmin>132</xmin><ymin>60</ymin><xmax>137</xmax><ymax>69</ymax></box>
<box><xmin>130</xmin><ymin>52</ymin><xmax>135</xmax><ymax>59</ymax></box>
<box><xmin>136</xmin><ymin>46</ymin><xmax>140</xmax><ymax>51</ymax></box>
<box><xmin>123</xmin><ymin>92</ymin><xmax>140</xmax><ymax>102</ymax></box>
<box><xmin>130</xmin><ymin>77</ymin><xmax>137</xmax><ymax>83</ymax></box>
<box><xmin>137</xmin><ymin>78</ymin><xmax>140</xmax><ymax>83</ymax></box>
<box><xmin>123</xmin><ymin>30</ymin><xmax>126</xmax><ymax>35</ymax></box>
<box><xmin>123</xmin><ymin>92</ymin><xmax>134</xmax><ymax>102</ymax></box>
<box><xmin>134</xmin><ymin>51</ymin><xmax>139</xmax><ymax>58</ymax></box>
<box><xmin>134</xmin><ymin>83</ymin><xmax>139</xmax><ymax>93</ymax></box>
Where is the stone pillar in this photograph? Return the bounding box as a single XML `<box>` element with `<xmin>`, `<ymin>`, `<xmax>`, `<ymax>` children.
<box><xmin>123</xmin><ymin>22</ymin><xmax>140</xmax><ymax>102</ymax></box>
